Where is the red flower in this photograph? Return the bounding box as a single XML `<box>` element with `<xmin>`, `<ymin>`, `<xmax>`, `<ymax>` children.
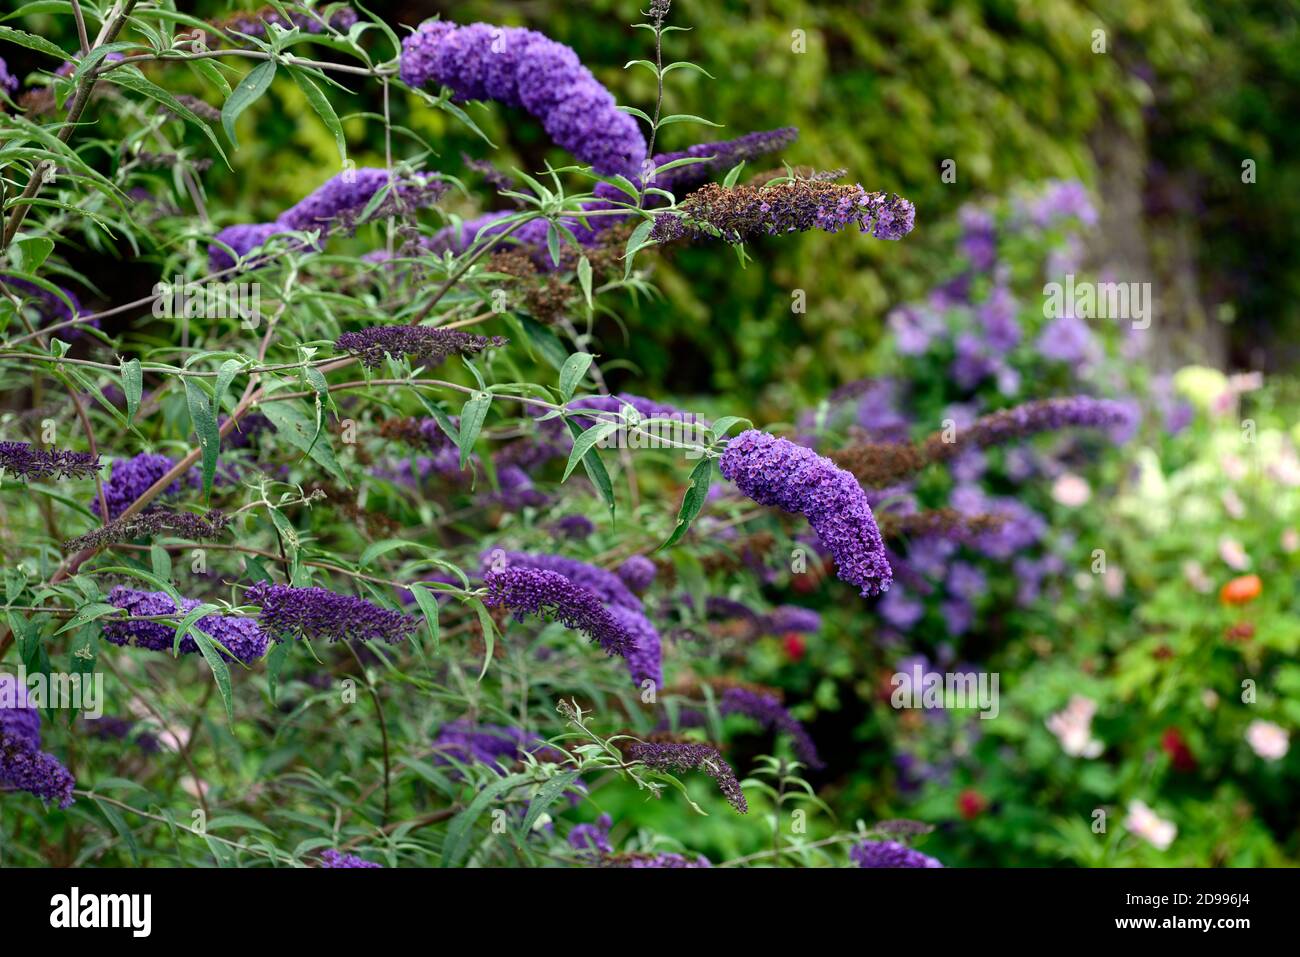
<box><xmin>782</xmin><ymin>632</ymin><xmax>807</xmax><ymax>662</ymax></box>
<box><xmin>957</xmin><ymin>789</ymin><xmax>987</xmax><ymax>820</ymax></box>
<box><xmin>1225</xmin><ymin>622</ymin><xmax>1255</xmax><ymax>643</ymax></box>
<box><xmin>1161</xmin><ymin>728</ymin><xmax>1197</xmax><ymax>772</ymax></box>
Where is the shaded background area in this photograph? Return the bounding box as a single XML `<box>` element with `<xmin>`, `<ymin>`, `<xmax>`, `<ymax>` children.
<box><xmin>8</xmin><ymin>0</ymin><xmax>1295</xmax><ymax>396</ymax></box>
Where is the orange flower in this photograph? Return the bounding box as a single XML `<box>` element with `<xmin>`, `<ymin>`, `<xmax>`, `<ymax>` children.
<box><xmin>1219</xmin><ymin>574</ymin><xmax>1262</xmax><ymax>605</ymax></box>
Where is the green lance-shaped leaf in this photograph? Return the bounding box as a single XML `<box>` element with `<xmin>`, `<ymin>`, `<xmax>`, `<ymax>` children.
<box><xmin>120</xmin><ymin>358</ymin><xmax>142</xmax><ymax>424</ymax></box>
<box><xmin>558</xmin><ymin>352</ymin><xmax>594</xmax><ymax>402</ymax></box>
<box><xmin>457</xmin><ymin>392</ymin><xmax>492</xmax><ymax>471</ymax></box>
<box><xmin>222</xmin><ymin>59</ymin><xmax>277</xmax><ymax>150</ymax></box>
<box><xmin>659</xmin><ymin>456</ymin><xmax>714</xmax><ymax>550</ymax></box>
<box><xmin>290</xmin><ymin>69</ymin><xmax>347</xmax><ymax>165</ymax></box>
<box><xmin>184</xmin><ymin>378</ymin><xmax>221</xmax><ymax>500</ymax></box>
<box><xmin>565</xmin><ymin>419</ymin><xmax>616</xmax><ymax>524</ymax></box>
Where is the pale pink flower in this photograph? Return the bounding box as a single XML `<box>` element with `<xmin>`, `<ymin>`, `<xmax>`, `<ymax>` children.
<box><xmin>1046</xmin><ymin>695</ymin><xmax>1104</xmax><ymax>758</ymax></box>
<box><xmin>1182</xmin><ymin>560</ymin><xmax>1212</xmax><ymax>593</ymax></box>
<box><xmin>1124</xmin><ymin>800</ymin><xmax>1176</xmax><ymax>850</ymax></box>
<box><xmin>1220</xmin><ymin>454</ymin><xmax>1248</xmax><ymax>482</ymax></box>
<box><xmin>1267</xmin><ymin>450</ymin><xmax>1300</xmax><ymax>486</ymax></box>
<box><xmin>1246</xmin><ymin>720</ymin><xmax>1289</xmax><ymax>761</ymax></box>
<box><xmin>1103</xmin><ymin>566</ymin><xmax>1125</xmax><ymax>598</ymax></box>
<box><xmin>1221</xmin><ymin>488</ymin><xmax>1245</xmax><ymax>520</ymax></box>
<box><xmin>1201</xmin><ymin>689</ymin><xmax>1219</xmax><ymax>710</ymax></box>
<box><xmin>1282</xmin><ymin>528</ymin><xmax>1299</xmax><ymax>554</ymax></box>
<box><xmin>1051</xmin><ymin>473</ymin><xmax>1091</xmax><ymax>507</ymax></box>
<box><xmin>1227</xmin><ymin>371</ymin><xmax>1263</xmax><ymax>394</ymax></box>
<box><xmin>1218</xmin><ymin>536</ymin><xmax>1250</xmax><ymax>571</ymax></box>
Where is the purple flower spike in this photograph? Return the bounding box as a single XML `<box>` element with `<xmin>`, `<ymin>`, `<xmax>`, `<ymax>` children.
<box><xmin>0</xmin><ymin>734</ymin><xmax>76</xmax><ymax>808</ymax></box>
<box><xmin>608</xmin><ymin>604</ymin><xmax>663</xmax><ymax>690</ymax></box>
<box><xmin>626</xmin><ymin>741</ymin><xmax>748</xmax><ymax>813</ymax></box>
<box><xmin>245</xmin><ymin>582</ymin><xmax>419</xmax><ymax>645</ymax></box>
<box><xmin>399</xmin><ymin>21</ymin><xmax>647</xmax><ymax>178</ymax></box>
<box><xmin>276</xmin><ymin>168</ymin><xmax>447</xmax><ymax>233</ymax></box>
<box><xmin>720</xmin><ymin>430</ymin><xmax>892</xmax><ymax>597</ymax></box>
<box><xmin>1</xmin><ymin>674</ymin><xmax>75</xmax><ymax>808</ymax></box>
<box><xmin>0</xmin><ymin>442</ymin><xmax>101</xmax><ymax>481</ymax></box>
<box><xmin>0</xmin><ymin>674</ymin><xmax>41</xmax><ymax>750</ymax></box>
<box><xmin>568</xmin><ymin>813</ymin><xmax>614</xmax><ymax>856</ymax></box>
<box><xmin>433</xmin><ymin>719</ymin><xmax>534</xmax><ymax>768</ymax></box>
<box><xmin>483</xmin><ymin>566</ymin><xmax>633</xmax><ymax>657</ymax></box>
<box><xmin>0</xmin><ymin>56</ymin><xmax>18</xmax><ymax>93</ymax></box>
<box><xmin>335</xmin><ymin>325</ymin><xmax>506</xmax><ymax>369</ymax></box>
<box><xmin>718</xmin><ymin>686</ymin><xmax>823</xmax><ymax>769</ymax></box>
<box><xmin>489</xmin><ymin>552</ymin><xmax>641</xmax><ymax>611</ymax></box>
<box><xmin>319</xmin><ymin>849</ymin><xmax>382</xmax><ymax>868</ymax></box>
<box><xmin>616</xmin><ymin>555</ymin><xmax>657</xmax><ymax>594</ymax></box>
<box><xmin>104</xmin><ymin>587</ymin><xmax>269</xmax><ymax>664</ymax></box>
<box><xmin>208</xmin><ymin>222</ymin><xmax>280</xmax><ymax>271</ymax></box>
<box><xmin>208</xmin><ymin>168</ymin><xmax>446</xmax><ymax>271</ymax></box>
<box><xmin>850</xmin><ymin>839</ymin><xmax>943</xmax><ymax>868</ymax></box>
<box><xmin>651</xmin><ymin>180</ymin><xmax>915</xmax><ymax>244</ymax></box>
<box><xmin>603</xmin><ymin>851</ymin><xmax>712</xmax><ymax>868</ymax></box>
<box><xmin>93</xmin><ymin>453</ymin><xmax>193</xmax><ymax>520</ymax></box>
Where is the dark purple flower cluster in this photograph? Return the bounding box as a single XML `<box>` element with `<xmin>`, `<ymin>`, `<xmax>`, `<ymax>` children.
<box><xmin>335</xmin><ymin>325</ymin><xmax>507</xmax><ymax>369</ymax></box>
<box><xmin>763</xmin><ymin>605</ymin><xmax>821</xmax><ymax>635</ymax></box>
<box><xmin>93</xmin><ymin>453</ymin><xmax>192</xmax><ymax>520</ymax></box>
<box><xmin>616</xmin><ymin>555</ymin><xmax>657</xmax><ymax>594</ymax></box>
<box><xmin>488</xmin><ymin>551</ymin><xmax>660</xmax><ymax>686</ymax></box>
<box><xmin>626</xmin><ymin>741</ymin><xmax>747</xmax><ymax>813</ymax></box>
<box><xmin>923</xmin><ymin>396</ymin><xmax>1137</xmax><ymax>464</ymax></box>
<box><xmin>720</xmin><ymin>430</ymin><xmax>892</xmax><ymax>597</ymax></box>
<box><xmin>483</xmin><ymin>566</ymin><xmax>633</xmax><ymax>658</ymax></box>
<box><xmin>567</xmin><ymin>392</ymin><xmax>694</xmax><ymax>429</ymax></box>
<box><xmin>277</xmin><ymin>168</ymin><xmax>448</xmax><ymax>233</ymax></box>
<box><xmin>850</xmin><ymin>839</ymin><xmax>943</xmax><ymax>868</ymax></box>
<box><xmin>602</xmin><ymin>851</ymin><xmax>711</xmax><ymax>868</ymax></box>
<box><xmin>1</xmin><ymin>276</ymin><xmax>85</xmax><ymax>326</ymax></box>
<box><xmin>245</xmin><ymin>582</ymin><xmax>419</xmax><ymax>645</ymax></box>
<box><xmin>651</xmin><ymin>180</ymin><xmax>915</xmax><ymax>244</ymax></box>
<box><xmin>82</xmin><ymin>715</ymin><xmax>160</xmax><ymax>753</ymax></box>
<box><xmin>318</xmin><ymin>849</ymin><xmax>382</xmax><ymax>868</ymax></box>
<box><xmin>462</xmin><ymin>153</ymin><xmax>517</xmax><ymax>195</ymax></box>
<box><xmin>0</xmin><ymin>56</ymin><xmax>18</xmax><ymax>93</ymax></box>
<box><xmin>0</xmin><ymin>441</ymin><xmax>101</xmax><ymax>481</ymax></box>
<box><xmin>648</xmin><ymin>127</ymin><xmax>800</xmax><ymax>196</ymax></box>
<box><xmin>433</xmin><ymin>719</ymin><xmax>533</xmax><ymax>768</ymax></box>
<box><xmin>209</xmin><ymin>168</ymin><xmax>447</xmax><ymax>270</ymax></box>
<box><xmin>583</xmin><ymin>126</ymin><xmax>801</xmax><ymax>225</ymax></box>
<box><xmin>104</xmin><ymin>587</ymin><xmax>269</xmax><ymax>664</ymax></box>
<box><xmin>551</xmin><ymin>514</ymin><xmax>595</xmax><ymax>540</ymax></box>
<box><xmin>399</xmin><ymin>21</ymin><xmax>647</xmax><ymax>178</ymax></box>
<box><xmin>483</xmin><ymin>465</ymin><xmax>548</xmax><ymax>509</ymax></box>
<box><xmin>1</xmin><ymin>675</ymin><xmax>75</xmax><ymax>808</ymax></box>
<box><xmin>207</xmin><ymin>222</ymin><xmax>279</xmax><ymax>271</ymax></box>
<box><xmin>0</xmin><ymin>732</ymin><xmax>76</xmax><ymax>808</ymax></box>
<box><xmin>717</xmin><ymin>686</ymin><xmax>823</xmax><ymax>769</ymax></box>
<box><xmin>607</xmin><ymin>605</ymin><xmax>663</xmax><ymax>690</ymax></box>
<box><xmin>442</xmin><ymin>127</ymin><xmax>800</xmax><ymax>255</ymax></box>
<box><xmin>219</xmin><ymin>5</ymin><xmax>358</xmax><ymax>39</ymax></box>
<box><xmin>0</xmin><ymin>674</ymin><xmax>41</xmax><ymax>748</ymax></box>
<box><xmin>63</xmin><ymin>507</ymin><xmax>229</xmax><ymax>553</ymax></box>
<box><xmin>490</xmin><ymin>551</ymin><xmax>640</xmax><ymax>610</ymax></box>
<box><xmin>568</xmin><ymin>813</ymin><xmax>613</xmax><ymax>855</ymax></box>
